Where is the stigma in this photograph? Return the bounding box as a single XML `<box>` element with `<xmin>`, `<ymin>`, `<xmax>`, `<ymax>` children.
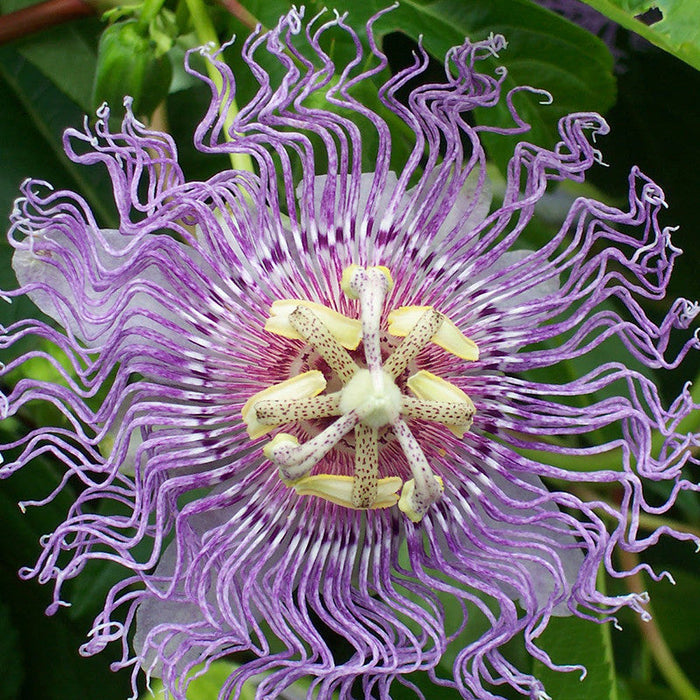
<box><xmin>241</xmin><ymin>266</ymin><xmax>478</xmax><ymax>522</ymax></box>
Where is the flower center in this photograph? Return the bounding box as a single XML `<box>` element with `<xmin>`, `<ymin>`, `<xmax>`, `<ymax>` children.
<box><xmin>338</xmin><ymin>369</ymin><xmax>402</xmax><ymax>428</ymax></box>
<box><xmin>241</xmin><ymin>266</ymin><xmax>479</xmax><ymax>522</ymax></box>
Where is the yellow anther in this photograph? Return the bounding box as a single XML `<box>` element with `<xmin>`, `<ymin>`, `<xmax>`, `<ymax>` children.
<box><xmin>387</xmin><ymin>305</ymin><xmax>479</xmax><ymax>361</ymax></box>
<box><xmin>340</xmin><ymin>264</ymin><xmax>361</xmax><ymax>297</ymax></box>
<box><xmin>397</xmin><ymin>476</ymin><xmax>444</xmax><ymax>523</ymax></box>
<box><xmin>290</xmin><ymin>473</ymin><xmax>402</xmax><ymax>509</ymax></box>
<box><xmin>265</xmin><ymin>299</ymin><xmax>362</xmax><ymax>349</ymax></box>
<box><xmin>242</xmin><ymin>371</ymin><xmax>326</xmax><ymax>439</ymax></box>
<box><xmin>406</xmin><ymin>370</ymin><xmax>475</xmax><ymax>438</ymax></box>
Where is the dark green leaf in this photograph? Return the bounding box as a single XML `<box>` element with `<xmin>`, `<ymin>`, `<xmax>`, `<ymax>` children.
<box><xmin>388</xmin><ymin>671</ymin><xmax>467</xmax><ymax>700</ymax></box>
<box><xmin>0</xmin><ymin>563</ymin><xmax>131</xmax><ymax>700</ymax></box>
<box><xmin>0</xmin><ymin>0</ymin><xmax>99</xmax><ymax>110</ymax></box>
<box><xmin>618</xmin><ymin>678</ymin><xmax>681</xmax><ymax>700</ymax></box>
<box><xmin>0</xmin><ymin>455</ymin><xmax>76</xmax><ymax>565</ymax></box>
<box><xmin>0</xmin><ymin>47</ymin><xmax>118</xmax><ymax>228</ymax></box>
<box><xmin>16</xmin><ymin>24</ymin><xmax>99</xmax><ymax>112</ymax></box>
<box><xmin>533</xmin><ymin>615</ymin><xmax>617</xmax><ymax>700</ymax></box>
<box><xmin>0</xmin><ymin>453</ymin><xmax>131</xmax><ymax>699</ymax></box>
<box><xmin>0</xmin><ymin>600</ymin><xmax>23</xmax><ymax>700</ymax></box>
<box><xmin>66</xmin><ymin>496</ymin><xmax>153</xmax><ymax>622</ymax></box>
<box><xmin>645</xmin><ymin>569</ymin><xmax>700</xmax><ymax>653</ymax></box>
<box><xmin>0</xmin><ymin>75</ymin><xmax>69</xmax><ymax>328</ymax></box>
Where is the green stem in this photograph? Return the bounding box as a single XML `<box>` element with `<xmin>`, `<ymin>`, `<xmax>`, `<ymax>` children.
<box><xmin>596</xmin><ymin>568</ymin><xmax>620</xmax><ymax>700</ymax></box>
<box><xmin>138</xmin><ymin>0</ymin><xmax>167</xmax><ymax>27</ymax></box>
<box><xmin>184</xmin><ymin>0</ymin><xmax>254</xmax><ymax>173</ymax></box>
<box><xmin>618</xmin><ymin>550</ymin><xmax>700</xmax><ymax>700</ymax></box>
<box><xmin>215</xmin><ymin>0</ymin><xmax>260</xmax><ymax>31</ymax></box>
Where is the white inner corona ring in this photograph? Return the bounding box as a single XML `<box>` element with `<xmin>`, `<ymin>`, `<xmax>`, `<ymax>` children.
<box><xmin>241</xmin><ymin>265</ymin><xmax>479</xmax><ymax>522</ymax></box>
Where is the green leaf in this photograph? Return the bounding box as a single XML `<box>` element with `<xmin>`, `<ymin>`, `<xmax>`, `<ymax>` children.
<box><xmin>387</xmin><ymin>671</ymin><xmax>467</xmax><ymax>700</ymax></box>
<box><xmin>143</xmin><ymin>660</ymin><xmax>324</xmax><ymax>699</ymax></box>
<box><xmin>0</xmin><ymin>463</ymin><xmax>76</xmax><ymax>567</ymax></box>
<box><xmin>67</xmin><ymin>559</ymin><xmax>132</xmax><ymax>621</ymax></box>
<box><xmin>533</xmin><ymin>615</ymin><xmax>617</xmax><ymax>700</ymax></box>
<box><xmin>0</xmin><ymin>0</ymin><xmax>99</xmax><ymax>111</ymax></box>
<box><xmin>0</xmin><ymin>564</ymin><xmax>131</xmax><ymax>700</ymax></box>
<box><xmin>0</xmin><ymin>79</ymin><xmax>66</xmax><ymax>330</ymax></box>
<box><xmin>16</xmin><ymin>24</ymin><xmax>99</xmax><ymax>113</ymax></box>
<box><xmin>147</xmin><ymin>661</ymin><xmax>257</xmax><ymax>700</ymax></box>
<box><xmin>394</xmin><ymin>543</ymin><xmax>533</xmax><ymax>697</ymax></box>
<box><xmin>66</xmin><ymin>496</ymin><xmax>154</xmax><ymax>622</ymax></box>
<box><xmin>0</xmin><ymin>601</ymin><xmax>23</xmax><ymax>700</ymax></box>
<box><xmin>618</xmin><ymin>678</ymin><xmax>679</xmax><ymax>700</ymax></box>
<box><xmin>579</xmin><ymin>0</ymin><xmax>700</xmax><ymax>70</ymax></box>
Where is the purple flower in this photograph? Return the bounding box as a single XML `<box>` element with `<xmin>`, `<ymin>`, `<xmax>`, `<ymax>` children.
<box><xmin>2</xmin><ymin>8</ymin><xmax>698</xmax><ymax>700</ymax></box>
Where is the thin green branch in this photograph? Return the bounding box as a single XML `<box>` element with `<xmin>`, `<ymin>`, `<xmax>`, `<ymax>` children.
<box><xmin>596</xmin><ymin>567</ymin><xmax>620</xmax><ymax>700</ymax></box>
<box><xmin>0</xmin><ymin>0</ymin><xmax>93</xmax><ymax>45</ymax></box>
<box><xmin>215</xmin><ymin>0</ymin><xmax>260</xmax><ymax>31</ymax></box>
<box><xmin>184</xmin><ymin>0</ymin><xmax>254</xmax><ymax>173</ymax></box>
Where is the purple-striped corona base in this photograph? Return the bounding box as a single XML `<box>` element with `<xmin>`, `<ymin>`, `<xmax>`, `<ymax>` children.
<box><xmin>1</xmin><ymin>7</ymin><xmax>698</xmax><ymax>700</ymax></box>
